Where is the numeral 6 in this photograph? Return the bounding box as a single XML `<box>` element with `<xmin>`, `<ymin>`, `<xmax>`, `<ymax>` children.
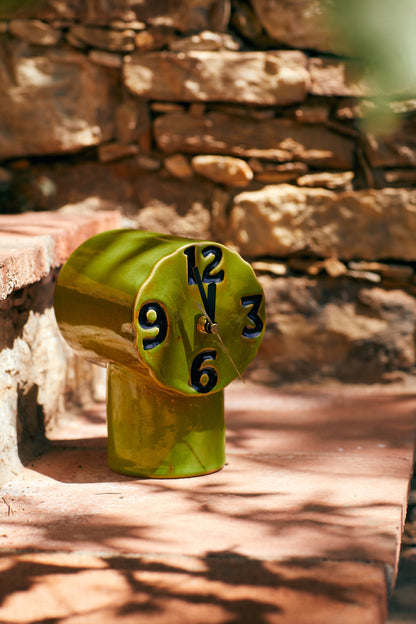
<box><xmin>191</xmin><ymin>349</ymin><xmax>218</xmax><ymax>393</ymax></box>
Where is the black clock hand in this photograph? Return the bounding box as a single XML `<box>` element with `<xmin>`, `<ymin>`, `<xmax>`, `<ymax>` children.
<box><xmin>196</xmin><ymin>301</ymin><xmax>245</xmax><ymax>384</ymax></box>
<box><xmin>193</xmin><ymin>267</ymin><xmax>216</xmax><ymax>322</ymax></box>
<box><xmin>206</xmin><ymin>282</ymin><xmax>216</xmax><ymax>323</ymax></box>
<box><xmin>193</xmin><ymin>267</ymin><xmax>208</xmax><ymax>310</ymax></box>
<box><xmin>193</xmin><ymin>267</ymin><xmax>244</xmax><ymax>382</ymax></box>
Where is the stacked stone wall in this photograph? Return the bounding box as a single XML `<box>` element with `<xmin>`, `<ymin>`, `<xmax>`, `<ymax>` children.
<box><xmin>1</xmin><ymin>0</ymin><xmax>416</xmax><ymax>383</ymax></box>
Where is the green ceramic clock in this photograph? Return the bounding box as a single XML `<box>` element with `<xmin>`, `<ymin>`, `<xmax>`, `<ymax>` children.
<box><xmin>54</xmin><ymin>229</ymin><xmax>265</xmax><ymax>478</ymax></box>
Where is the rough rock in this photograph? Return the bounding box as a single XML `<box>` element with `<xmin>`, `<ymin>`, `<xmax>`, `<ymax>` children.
<box><xmin>68</xmin><ymin>25</ymin><xmax>135</xmax><ymax>51</ymax></box>
<box><xmin>191</xmin><ymin>155</ymin><xmax>253</xmax><ymax>187</ymax></box>
<box><xmin>295</xmin><ymin>103</ymin><xmax>330</xmax><ymax>123</ymax></box>
<box><xmin>97</xmin><ymin>143</ymin><xmax>139</xmax><ymax>163</ymax></box>
<box><xmin>0</xmin><ymin>278</ymin><xmax>106</xmax><ymax>486</ymax></box>
<box><xmin>231</xmin><ymin>0</ymin><xmax>264</xmax><ymax>42</ymax></box>
<box><xmin>123</xmin><ymin>50</ymin><xmax>309</xmax><ymax>105</ymax></box>
<box><xmin>0</xmin><ymin>0</ymin><xmax>230</xmax><ymax>33</ymax></box>
<box><xmin>309</xmin><ymin>57</ymin><xmax>370</xmax><ymax>97</ymax></box>
<box><xmin>133</xmin><ymin>174</ymin><xmax>213</xmax><ymax>239</ymax></box>
<box><xmin>115</xmin><ymin>99</ymin><xmax>150</xmax><ymax>146</ymax></box>
<box><xmin>8</xmin><ymin>161</ymin><xmax>139</xmax><ymax>213</ymax></box>
<box><xmin>252</xmin><ymin>275</ymin><xmax>416</xmax><ymax>384</ymax></box>
<box><xmin>348</xmin><ymin>262</ymin><xmax>414</xmax><ymax>285</ymax></box>
<box><xmin>363</xmin><ymin>122</ymin><xmax>416</xmax><ymax>168</ymax></box>
<box><xmin>250</xmin><ymin>0</ymin><xmax>346</xmax><ymax>54</ymax></box>
<box><xmin>9</xmin><ymin>19</ymin><xmax>61</xmax><ymax>45</ymax></box>
<box><xmin>384</xmin><ymin>169</ymin><xmax>416</xmax><ymax>184</ymax></box>
<box><xmin>88</xmin><ymin>50</ymin><xmax>123</xmax><ymax>68</ymax></box>
<box><xmin>0</xmin><ymin>42</ymin><xmax>117</xmax><ymax>160</ymax></box>
<box><xmin>250</xmin><ymin>160</ymin><xmax>308</xmax><ymax>183</ymax></box>
<box><xmin>134</xmin><ymin>26</ymin><xmax>177</xmax><ymax>52</ymax></box>
<box><xmin>155</xmin><ymin>112</ymin><xmax>354</xmax><ymax>169</ymax></box>
<box><xmin>136</xmin><ymin>154</ymin><xmax>162</xmax><ymax>171</ymax></box>
<box><xmin>169</xmin><ymin>30</ymin><xmax>240</xmax><ymax>51</ymax></box>
<box><xmin>297</xmin><ymin>171</ymin><xmax>354</xmax><ymax>190</ymax></box>
<box><xmin>164</xmin><ymin>154</ymin><xmax>193</xmax><ymax>179</ymax></box>
<box><xmin>223</xmin><ymin>184</ymin><xmax>416</xmax><ymax>261</ymax></box>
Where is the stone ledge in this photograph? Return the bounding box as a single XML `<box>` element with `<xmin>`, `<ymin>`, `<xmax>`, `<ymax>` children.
<box><xmin>0</xmin><ymin>211</ymin><xmax>121</xmax><ymax>299</ymax></box>
<box><xmin>0</xmin><ymin>209</ymin><xmax>121</xmax><ymax>486</ymax></box>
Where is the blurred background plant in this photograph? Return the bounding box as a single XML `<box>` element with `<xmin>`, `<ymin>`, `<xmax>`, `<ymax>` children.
<box><xmin>329</xmin><ymin>0</ymin><xmax>416</xmax><ymax>133</ymax></box>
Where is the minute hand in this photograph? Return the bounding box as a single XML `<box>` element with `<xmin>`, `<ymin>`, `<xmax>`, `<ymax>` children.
<box><xmin>193</xmin><ymin>267</ymin><xmax>216</xmax><ymax>322</ymax></box>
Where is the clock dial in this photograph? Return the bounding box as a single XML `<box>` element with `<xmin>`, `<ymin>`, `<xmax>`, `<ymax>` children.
<box><xmin>134</xmin><ymin>241</ymin><xmax>265</xmax><ymax>396</ymax></box>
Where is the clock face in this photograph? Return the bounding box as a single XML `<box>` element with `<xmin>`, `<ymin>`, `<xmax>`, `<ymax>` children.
<box><xmin>133</xmin><ymin>241</ymin><xmax>265</xmax><ymax>396</ymax></box>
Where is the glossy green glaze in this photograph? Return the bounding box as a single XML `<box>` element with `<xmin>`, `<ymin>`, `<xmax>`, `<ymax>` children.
<box><xmin>107</xmin><ymin>363</ymin><xmax>225</xmax><ymax>478</ymax></box>
<box><xmin>54</xmin><ymin>229</ymin><xmax>265</xmax><ymax>477</ymax></box>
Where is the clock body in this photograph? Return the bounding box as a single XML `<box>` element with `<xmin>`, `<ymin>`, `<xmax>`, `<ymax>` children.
<box><xmin>55</xmin><ymin>229</ymin><xmax>265</xmax><ymax>397</ymax></box>
<box><xmin>54</xmin><ymin>229</ymin><xmax>265</xmax><ymax>477</ymax></box>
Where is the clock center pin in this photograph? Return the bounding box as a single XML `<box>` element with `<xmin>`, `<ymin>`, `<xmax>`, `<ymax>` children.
<box><xmin>197</xmin><ymin>315</ymin><xmax>219</xmax><ymax>335</ymax></box>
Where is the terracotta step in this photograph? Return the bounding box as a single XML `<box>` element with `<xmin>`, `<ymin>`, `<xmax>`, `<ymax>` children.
<box><xmin>1</xmin><ymin>381</ymin><xmax>416</xmax><ymax>623</ymax></box>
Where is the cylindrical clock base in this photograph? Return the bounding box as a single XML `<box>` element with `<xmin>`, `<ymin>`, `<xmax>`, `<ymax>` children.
<box><xmin>106</xmin><ymin>363</ymin><xmax>226</xmax><ymax>478</ymax></box>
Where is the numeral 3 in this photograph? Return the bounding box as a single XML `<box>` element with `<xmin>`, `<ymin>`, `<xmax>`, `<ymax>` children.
<box><xmin>241</xmin><ymin>294</ymin><xmax>264</xmax><ymax>338</ymax></box>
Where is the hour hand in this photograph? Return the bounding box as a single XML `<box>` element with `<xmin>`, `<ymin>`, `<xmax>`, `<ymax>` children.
<box><xmin>193</xmin><ymin>267</ymin><xmax>216</xmax><ymax>322</ymax></box>
<box><xmin>206</xmin><ymin>282</ymin><xmax>216</xmax><ymax>323</ymax></box>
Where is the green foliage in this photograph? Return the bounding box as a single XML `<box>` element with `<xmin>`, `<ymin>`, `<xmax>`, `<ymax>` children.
<box><xmin>332</xmin><ymin>0</ymin><xmax>416</xmax><ymax>93</ymax></box>
<box><xmin>329</xmin><ymin>0</ymin><xmax>416</xmax><ymax>132</ymax></box>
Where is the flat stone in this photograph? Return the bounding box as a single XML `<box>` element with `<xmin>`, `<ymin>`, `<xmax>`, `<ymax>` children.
<box><xmin>88</xmin><ymin>49</ymin><xmax>123</xmax><ymax>68</ymax></box>
<box><xmin>164</xmin><ymin>154</ymin><xmax>193</xmax><ymax>179</ymax></box>
<box><xmin>134</xmin><ymin>26</ymin><xmax>178</xmax><ymax>52</ymax></box>
<box><xmin>295</xmin><ymin>103</ymin><xmax>330</xmax><ymax>123</ymax></box>
<box><xmin>98</xmin><ymin>143</ymin><xmax>139</xmax><ymax>163</ymax></box>
<box><xmin>9</xmin><ymin>19</ymin><xmax>61</xmax><ymax>45</ymax></box>
<box><xmin>252</xmin><ymin>260</ymin><xmax>288</xmax><ymax>276</ymax></box>
<box><xmin>124</xmin><ymin>50</ymin><xmax>309</xmax><ymax>105</ymax></box>
<box><xmin>114</xmin><ymin>98</ymin><xmax>151</xmax><ymax>149</ymax></box>
<box><xmin>0</xmin><ymin>0</ymin><xmax>230</xmax><ymax>33</ymax></box>
<box><xmin>69</xmin><ymin>25</ymin><xmax>135</xmax><ymax>51</ymax></box>
<box><xmin>0</xmin><ymin>42</ymin><xmax>117</xmax><ymax>160</ymax></box>
<box><xmin>384</xmin><ymin>169</ymin><xmax>416</xmax><ymax>184</ymax></box>
<box><xmin>309</xmin><ymin>57</ymin><xmax>371</xmax><ymax>97</ymax></box>
<box><xmin>297</xmin><ymin>171</ymin><xmax>354</xmax><ymax>190</ymax></box>
<box><xmin>251</xmin><ymin>0</ymin><xmax>348</xmax><ymax>54</ymax></box>
<box><xmin>223</xmin><ymin>184</ymin><xmax>416</xmax><ymax>261</ymax></box>
<box><xmin>348</xmin><ymin>262</ymin><xmax>414</xmax><ymax>284</ymax></box>
<box><xmin>136</xmin><ymin>154</ymin><xmax>162</xmax><ymax>171</ymax></box>
<box><xmin>250</xmin><ymin>160</ymin><xmax>308</xmax><ymax>183</ymax></box>
<box><xmin>110</xmin><ymin>19</ymin><xmax>146</xmax><ymax>31</ymax></box>
<box><xmin>155</xmin><ymin>113</ymin><xmax>354</xmax><ymax>169</ymax></box>
<box><xmin>0</xmin><ymin>211</ymin><xmax>121</xmax><ymax>299</ymax></box>
<box><xmin>191</xmin><ymin>155</ymin><xmax>253</xmax><ymax>187</ymax></box>
<box><xmin>169</xmin><ymin>29</ymin><xmax>240</xmax><ymax>51</ymax></box>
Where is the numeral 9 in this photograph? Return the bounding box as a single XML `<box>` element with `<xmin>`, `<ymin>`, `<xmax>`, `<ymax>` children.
<box><xmin>138</xmin><ymin>302</ymin><xmax>168</xmax><ymax>350</ymax></box>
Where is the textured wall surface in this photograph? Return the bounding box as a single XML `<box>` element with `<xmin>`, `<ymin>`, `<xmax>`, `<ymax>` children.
<box><xmin>0</xmin><ymin>211</ymin><xmax>121</xmax><ymax>484</ymax></box>
<box><xmin>1</xmin><ymin>0</ymin><xmax>416</xmax><ymax>384</ymax></box>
